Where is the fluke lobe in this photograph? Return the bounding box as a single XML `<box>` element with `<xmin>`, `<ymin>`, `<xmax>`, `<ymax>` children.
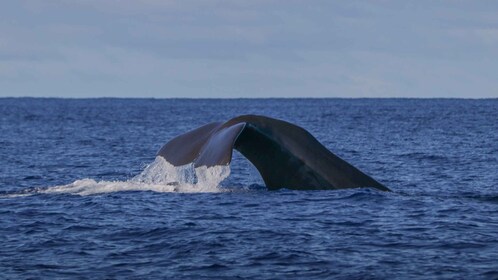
<box><xmin>157</xmin><ymin>115</ymin><xmax>390</xmax><ymax>191</ymax></box>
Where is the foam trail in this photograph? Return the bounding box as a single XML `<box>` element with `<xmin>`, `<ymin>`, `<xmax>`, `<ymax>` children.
<box><xmin>10</xmin><ymin>157</ymin><xmax>231</xmax><ymax>196</ymax></box>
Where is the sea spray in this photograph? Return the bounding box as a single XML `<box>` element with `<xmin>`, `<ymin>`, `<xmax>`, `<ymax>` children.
<box><xmin>23</xmin><ymin>157</ymin><xmax>231</xmax><ymax>196</ymax></box>
<box><xmin>131</xmin><ymin>156</ymin><xmax>231</xmax><ymax>192</ymax></box>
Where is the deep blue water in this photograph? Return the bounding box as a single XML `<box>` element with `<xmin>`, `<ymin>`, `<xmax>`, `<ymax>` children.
<box><xmin>1</xmin><ymin>98</ymin><xmax>497</xmax><ymax>279</ymax></box>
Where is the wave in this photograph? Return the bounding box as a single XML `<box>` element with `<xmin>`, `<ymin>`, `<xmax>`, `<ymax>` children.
<box><xmin>3</xmin><ymin>157</ymin><xmax>231</xmax><ymax>197</ymax></box>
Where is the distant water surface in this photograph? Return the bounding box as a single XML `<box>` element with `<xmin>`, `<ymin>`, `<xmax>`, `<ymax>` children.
<box><xmin>1</xmin><ymin>98</ymin><xmax>497</xmax><ymax>279</ymax></box>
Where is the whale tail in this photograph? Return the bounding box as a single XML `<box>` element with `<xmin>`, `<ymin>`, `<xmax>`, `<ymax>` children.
<box><xmin>158</xmin><ymin>115</ymin><xmax>390</xmax><ymax>191</ymax></box>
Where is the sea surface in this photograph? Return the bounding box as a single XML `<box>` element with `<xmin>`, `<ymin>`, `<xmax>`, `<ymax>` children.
<box><xmin>0</xmin><ymin>98</ymin><xmax>497</xmax><ymax>279</ymax></box>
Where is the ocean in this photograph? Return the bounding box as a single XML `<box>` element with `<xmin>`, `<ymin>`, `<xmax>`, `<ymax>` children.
<box><xmin>0</xmin><ymin>98</ymin><xmax>497</xmax><ymax>279</ymax></box>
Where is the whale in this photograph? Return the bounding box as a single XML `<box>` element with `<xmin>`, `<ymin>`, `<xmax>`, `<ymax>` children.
<box><xmin>157</xmin><ymin>115</ymin><xmax>390</xmax><ymax>191</ymax></box>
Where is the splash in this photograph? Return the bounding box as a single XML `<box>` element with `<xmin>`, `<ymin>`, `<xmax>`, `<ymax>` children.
<box><xmin>21</xmin><ymin>157</ymin><xmax>231</xmax><ymax>196</ymax></box>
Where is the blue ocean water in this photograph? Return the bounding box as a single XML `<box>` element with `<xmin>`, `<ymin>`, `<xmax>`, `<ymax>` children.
<box><xmin>0</xmin><ymin>98</ymin><xmax>497</xmax><ymax>279</ymax></box>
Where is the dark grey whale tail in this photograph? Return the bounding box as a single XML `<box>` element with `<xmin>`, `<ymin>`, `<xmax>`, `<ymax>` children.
<box><xmin>158</xmin><ymin>115</ymin><xmax>390</xmax><ymax>191</ymax></box>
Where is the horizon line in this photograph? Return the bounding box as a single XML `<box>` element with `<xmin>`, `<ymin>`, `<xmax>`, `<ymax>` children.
<box><xmin>0</xmin><ymin>96</ymin><xmax>497</xmax><ymax>100</ymax></box>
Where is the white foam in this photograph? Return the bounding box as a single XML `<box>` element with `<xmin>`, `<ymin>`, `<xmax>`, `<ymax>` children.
<box><xmin>37</xmin><ymin>157</ymin><xmax>231</xmax><ymax>196</ymax></box>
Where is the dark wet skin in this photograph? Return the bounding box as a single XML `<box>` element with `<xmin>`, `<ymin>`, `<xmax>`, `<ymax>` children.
<box><xmin>158</xmin><ymin>115</ymin><xmax>390</xmax><ymax>191</ymax></box>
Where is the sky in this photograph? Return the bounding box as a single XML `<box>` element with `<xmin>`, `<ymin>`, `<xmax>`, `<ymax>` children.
<box><xmin>1</xmin><ymin>1</ymin><xmax>498</xmax><ymax>98</ymax></box>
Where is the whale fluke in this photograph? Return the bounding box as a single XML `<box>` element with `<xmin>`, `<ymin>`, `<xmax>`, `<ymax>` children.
<box><xmin>157</xmin><ymin>115</ymin><xmax>390</xmax><ymax>191</ymax></box>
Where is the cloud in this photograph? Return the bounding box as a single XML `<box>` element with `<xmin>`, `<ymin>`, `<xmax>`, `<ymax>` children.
<box><xmin>1</xmin><ymin>1</ymin><xmax>498</xmax><ymax>97</ymax></box>
<box><xmin>450</xmin><ymin>27</ymin><xmax>498</xmax><ymax>46</ymax></box>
